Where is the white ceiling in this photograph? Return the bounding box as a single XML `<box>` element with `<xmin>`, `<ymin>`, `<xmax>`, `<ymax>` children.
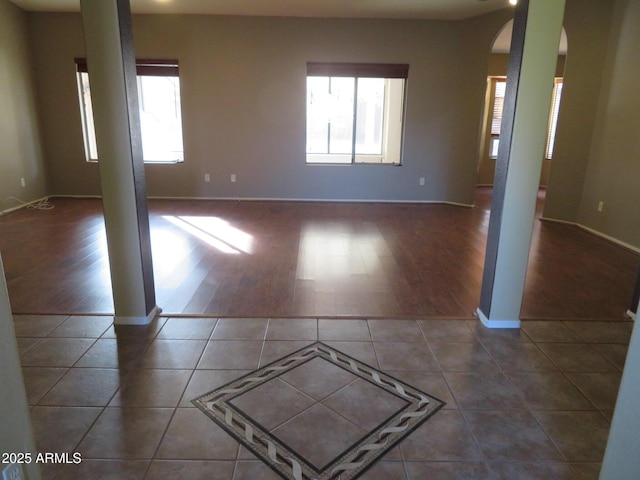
<box><xmin>10</xmin><ymin>0</ymin><xmax>514</xmax><ymax>21</ymax></box>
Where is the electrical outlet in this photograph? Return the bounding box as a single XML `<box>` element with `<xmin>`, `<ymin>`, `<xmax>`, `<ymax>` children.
<box><xmin>204</xmin><ymin>173</ymin><xmax>210</xmax><ymax>182</ymax></box>
<box><xmin>230</xmin><ymin>174</ymin><xmax>236</xmax><ymax>183</ymax></box>
<box><xmin>1</xmin><ymin>463</ymin><xmax>24</xmax><ymax>480</ymax></box>
<box><xmin>598</xmin><ymin>201</ymin><xmax>604</xmax><ymax>212</ymax></box>
<box><xmin>419</xmin><ymin>177</ymin><xmax>425</xmax><ymax>186</ymax></box>
<box><xmin>20</xmin><ymin>178</ymin><xmax>26</xmax><ymax>187</ymax></box>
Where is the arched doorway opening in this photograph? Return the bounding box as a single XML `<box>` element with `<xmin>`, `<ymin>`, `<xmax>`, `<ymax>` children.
<box><xmin>476</xmin><ymin>20</ymin><xmax>568</xmax><ymax>196</ymax></box>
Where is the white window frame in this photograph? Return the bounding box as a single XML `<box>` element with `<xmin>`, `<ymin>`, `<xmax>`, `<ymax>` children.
<box><xmin>76</xmin><ymin>58</ymin><xmax>184</xmax><ymax>164</ymax></box>
<box><xmin>305</xmin><ymin>62</ymin><xmax>408</xmax><ymax>166</ymax></box>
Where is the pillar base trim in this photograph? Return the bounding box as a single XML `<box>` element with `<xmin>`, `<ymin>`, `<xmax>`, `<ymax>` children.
<box><xmin>476</xmin><ymin>308</ymin><xmax>521</xmax><ymax>329</ymax></box>
<box><xmin>114</xmin><ymin>305</ymin><xmax>162</xmax><ymax>326</ymax></box>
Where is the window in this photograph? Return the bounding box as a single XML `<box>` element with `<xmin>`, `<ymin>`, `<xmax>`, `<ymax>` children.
<box><xmin>489</xmin><ymin>79</ymin><xmax>506</xmax><ymax>159</ymax></box>
<box><xmin>306</xmin><ymin>63</ymin><xmax>408</xmax><ymax>165</ymax></box>
<box><xmin>488</xmin><ymin>76</ymin><xmax>563</xmax><ymax>160</ymax></box>
<box><xmin>545</xmin><ymin>79</ymin><xmax>563</xmax><ymax>159</ymax></box>
<box><xmin>76</xmin><ymin>59</ymin><xmax>184</xmax><ymax>163</ymax></box>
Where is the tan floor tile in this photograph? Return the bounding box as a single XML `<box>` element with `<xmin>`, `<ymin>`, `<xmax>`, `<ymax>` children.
<box><xmin>505</xmin><ymin>372</ymin><xmax>593</xmax><ymax>410</ymax></box>
<box><xmin>212</xmin><ymin>318</ymin><xmax>268</xmax><ymax>340</ymax></box>
<box><xmin>521</xmin><ymin>320</ymin><xmax>582</xmax><ymax>343</ymax></box>
<box><xmin>318</xmin><ymin>318</ymin><xmax>372</xmax><ymax>341</ymax></box>
<box><xmin>157</xmin><ymin>317</ymin><xmax>218</xmax><ymax>340</ymax></box>
<box><xmin>469</xmin><ymin>321</ymin><xmax>531</xmax><ymax>344</ymax></box>
<box><xmin>198</xmin><ymin>340</ymin><xmax>263</xmax><ymax>369</ymax></box>
<box><xmin>571</xmin><ymin>463</ymin><xmax>602</xmax><ymax>479</ymax></box>
<box><xmin>400</xmin><ymin>410</ymin><xmax>483</xmax><ymax>461</ymax></box>
<box><xmin>16</xmin><ymin>337</ymin><xmax>41</xmax><ymax>356</ymax></box>
<box><xmin>232</xmin><ymin>460</ymin><xmax>283</xmax><ymax>480</ymax></box>
<box><xmin>21</xmin><ymin>366</ymin><xmax>67</xmax><ymax>405</ymax></box>
<box><xmin>566</xmin><ymin>372</ymin><xmax>622</xmax><ymax>411</ymax></box>
<box><xmin>147</xmin><ymin>460</ymin><xmax>235</xmax><ymax>480</ymax></box>
<box><xmin>179</xmin><ymin>369</ymin><xmax>250</xmax><ymax>407</ymax></box>
<box><xmin>564</xmin><ymin>321</ymin><xmax>633</xmax><ymax>344</ymax></box>
<box><xmin>590</xmin><ymin>344</ymin><xmax>628</xmax><ymax>371</ymax></box>
<box><xmin>323</xmin><ymin>341</ymin><xmax>379</xmax><ymax>367</ymax></box>
<box><xmin>101</xmin><ymin>317</ymin><xmax>167</xmax><ymax>340</ymax></box>
<box><xmin>537</xmin><ymin>343</ymin><xmax>618</xmax><ymax>372</ymax></box>
<box><xmin>430</xmin><ymin>342</ymin><xmax>499</xmax><ymax>372</ymax></box>
<box><xmin>374</xmin><ymin>342</ymin><xmax>440</xmax><ymax>371</ymax></box>
<box><xmin>137</xmin><ymin>339</ymin><xmax>207</xmax><ymax>369</ymax></box>
<box><xmin>465</xmin><ymin>410</ymin><xmax>562</xmax><ymax>461</ymax></box>
<box><xmin>39</xmin><ymin>368</ymin><xmax>123</xmax><ymax>406</ymax></box>
<box><xmin>12</xmin><ymin>314</ymin><xmax>67</xmax><ymax>337</ymax></box>
<box><xmin>368</xmin><ymin>319</ymin><xmax>424</xmax><ymax>342</ymax></box>
<box><xmin>444</xmin><ymin>372</ymin><xmax>526</xmax><ymax>410</ymax></box>
<box><xmin>156</xmin><ymin>408</ymin><xmax>239</xmax><ymax>460</ymax></box>
<box><xmin>74</xmin><ymin>338</ymin><xmax>150</xmax><ymax>369</ymax></box>
<box><xmin>483</xmin><ymin>342</ymin><xmax>557</xmax><ymax>372</ymax></box>
<box><xmin>110</xmin><ymin>369</ymin><xmax>191</xmax><ymax>407</ymax></box>
<box><xmin>322</xmin><ymin>378</ymin><xmax>407</xmax><ymax>430</ymax></box>
<box><xmin>47</xmin><ymin>315</ymin><xmax>113</xmax><ymax>338</ymax></box>
<box><xmin>54</xmin><ymin>460</ymin><xmax>149</xmax><ymax>480</ymax></box>
<box><xmin>533</xmin><ymin>411</ymin><xmax>610</xmax><ymax>462</ymax></box>
<box><xmin>20</xmin><ymin>338</ymin><xmax>96</xmax><ymax>367</ymax></box>
<box><xmin>489</xmin><ymin>462</ymin><xmax>576</xmax><ymax>480</ymax></box>
<box><xmin>387</xmin><ymin>371</ymin><xmax>456</xmax><ymax>408</ymax></box>
<box><xmin>230</xmin><ymin>378</ymin><xmax>315</xmax><ymax>430</ymax></box>
<box><xmin>360</xmin><ymin>461</ymin><xmax>407</xmax><ymax>479</ymax></box>
<box><xmin>279</xmin><ymin>356</ymin><xmax>358</xmax><ymax>401</ymax></box>
<box><xmin>418</xmin><ymin>319</ymin><xmax>477</xmax><ymax>343</ymax></box>
<box><xmin>405</xmin><ymin>461</ymin><xmax>492</xmax><ymax>479</ymax></box>
<box><xmin>78</xmin><ymin>407</ymin><xmax>173</xmax><ymax>459</ymax></box>
<box><xmin>266</xmin><ymin>318</ymin><xmax>318</xmax><ymax>340</ymax></box>
<box><xmin>272</xmin><ymin>403</ymin><xmax>366</xmax><ymax>470</ymax></box>
<box><xmin>30</xmin><ymin>406</ymin><xmax>102</xmax><ymax>454</ymax></box>
<box><xmin>259</xmin><ymin>341</ymin><xmax>313</xmax><ymax>367</ymax></box>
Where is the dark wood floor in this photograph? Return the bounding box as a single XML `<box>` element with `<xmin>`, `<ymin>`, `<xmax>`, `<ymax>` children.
<box><xmin>1</xmin><ymin>188</ymin><xmax>637</xmax><ymax>319</ymax></box>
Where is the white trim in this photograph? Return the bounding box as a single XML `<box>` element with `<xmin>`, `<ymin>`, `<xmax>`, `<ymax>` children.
<box><xmin>476</xmin><ymin>308</ymin><xmax>521</xmax><ymax>329</ymax></box>
<box><xmin>51</xmin><ymin>194</ymin><xmax>474</xmax><ymax>207</ymax></box>
<box><xmin>627</xmin><ymin>310</ymin><xmax>637</xmax><ymax>322</ymax></box>
<box><xmin>541</xmin><ymin>217</ymin><xmax>640</xmax><ymax>254</ymax></box>
<box><xmin>0</xmin><ymin>196</ymin><xmax>51</xmax><ymax>216</ymax></box>
<box><xmin>114</xmin><ymin>305</ymin><xmax>161</xmax><ymax>326</ymax></box>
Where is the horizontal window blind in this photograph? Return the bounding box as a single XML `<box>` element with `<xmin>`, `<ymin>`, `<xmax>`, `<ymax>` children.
<box><xmin>307</xmin><ymin>62</ymin><xmax>409</xmax><ymax>79</ymax></box>
<box><xmin>75</xmin><ymin>58</ymin><xmax>179</xmax><ymax>77</ymax></box>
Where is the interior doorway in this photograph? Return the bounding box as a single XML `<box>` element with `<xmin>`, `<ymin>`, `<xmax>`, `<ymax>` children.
<box><xmin>476</xmin><ymin>20</ymin><xmax>568</xmax><ymax>190</ymax></box>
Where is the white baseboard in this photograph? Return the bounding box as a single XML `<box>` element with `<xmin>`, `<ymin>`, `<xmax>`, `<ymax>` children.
<box><xmin>114</xmin><ymin>305</ymin><xmax>162</xmax><ymax>326</ymax></box>
<box><xmin>627</xmin><ymin>310</ymin><xmax>637</xmax><ymax>322</ymax></box>
<box><xmin>541</xmin><ymin>217</ymin><xmax>640</xmax><ymax>254</ymax></box>
<box><xmin>0</xmin><ymin>196</ymin><xmax>51</xmax><ymax>216</ymax></box>
<box><xmin>476</xmin><ymin>308</ymin><xmax>521</xmax><ymax>329</ymax></box>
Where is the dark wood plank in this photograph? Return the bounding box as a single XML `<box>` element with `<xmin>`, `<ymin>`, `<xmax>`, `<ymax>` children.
<box><xmin>0</xmin><ymin>189</ymin><xmax>637</xmax><ymax>319</ymax></box>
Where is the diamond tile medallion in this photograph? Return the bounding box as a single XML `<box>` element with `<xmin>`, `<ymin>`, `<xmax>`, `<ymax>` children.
<box><xmin>193</xmin><ymin>342</ymin><xmax>444</xmax><ymax>480</ymax></box>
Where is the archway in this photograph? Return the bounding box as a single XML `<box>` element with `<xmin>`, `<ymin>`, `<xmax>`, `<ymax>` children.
<box><xmin>476</xmin><ymin>20</ymin><xmax>568</xmax><ymax>192</ymax></box>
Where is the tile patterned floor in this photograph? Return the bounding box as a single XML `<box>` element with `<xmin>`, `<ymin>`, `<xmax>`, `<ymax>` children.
<box><xmin>14</xmin><ymin>315</ymin><xmax>633</xmax><ymax>479</ymax></box>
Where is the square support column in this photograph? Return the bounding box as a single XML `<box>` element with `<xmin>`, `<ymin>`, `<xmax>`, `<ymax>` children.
<box><xmin>80</xmin><ymin>0</ymin><xmax>159</xmax><ymax>325</ymax></box>
<box><xmin>478</xmin><ymin>0</ymin><xmax>565</xmax><ymax>328</ymax></box>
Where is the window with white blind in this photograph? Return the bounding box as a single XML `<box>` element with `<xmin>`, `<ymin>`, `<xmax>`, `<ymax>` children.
<box><xmin>488</xmin><ymin>76</ymin><xmax>563</xmax><ymax>160</ymax></box>
<box><xmin>545</xmin><ymin>79</ymin><xmax>563</xmax><ymax>159</ymax></box>
<box><xmin>306</xmin><ymin>62</ymin><xmax>408</xmax><ymax>165</ymax></box>
<box><xmin>76</xmin><ymin>59</ymin><xmax>184</xmax><ymax>163</ymax></box>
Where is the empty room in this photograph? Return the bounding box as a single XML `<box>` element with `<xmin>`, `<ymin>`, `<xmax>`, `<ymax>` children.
<box><xmin>1</xmin><ymin>0</ymin><xmax>640</xmax><ymax>479</ymax></box>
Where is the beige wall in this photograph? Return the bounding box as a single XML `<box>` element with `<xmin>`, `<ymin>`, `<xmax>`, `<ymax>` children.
<box><xmin>543</xmin><ymin>0</ymin><xmax>616</xmax><ymax>222</ymax></box>
<box><xmin>0</xmin><ymin>254</ymin><xmax>41</xmax><ymax>480</ymax></box>
<box><xmin>477</xmin><ymin>55</ymin><xmax>566</xmax><ymax>187</ymax></box>
<box><xmin>30</xmin><ymin>9</ymin><xmax>512</xmax><ymax>205</ymax></box>
<box><xmin>0</xmin><ymin>0</ymin><xmax>49</xmax><ymax>214</ymax></box>
<box><xmin>575</xmin><ymin>0</ymin><xmax>640</xmax><ymax>248</ymax></box>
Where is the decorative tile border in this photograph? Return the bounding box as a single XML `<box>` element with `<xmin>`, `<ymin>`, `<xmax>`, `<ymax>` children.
<box><xmin>193</xmin><ymin>342</ymin><xmax>444</xmax><ymax>480</ymax></box>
